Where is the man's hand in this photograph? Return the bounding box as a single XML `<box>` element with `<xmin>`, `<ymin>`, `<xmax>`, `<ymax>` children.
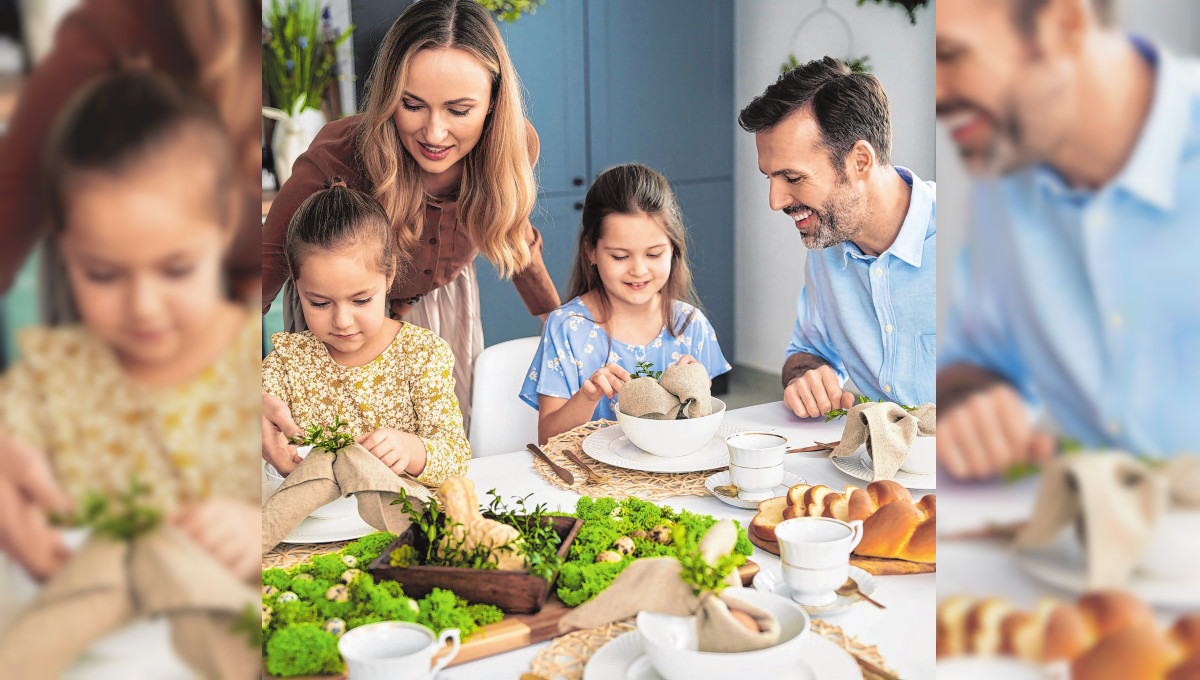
<box><xmin>784</xmin><ymin>364</ymin><xmax>855</xmax><ymax>418</ymax></box>
<box><xmin>262</xmin><ymin>391</ymin><xmax>302</xmax><ymax>475</ymax></box>
<box><xmin>938</xmin><ymin>375</ymin><xmax>1055</xmax><ymax>480</ymax></box>
<box><xmin>0</xmin><ymin>431</ymin><xmax>72</xmax><ymax>581</ymax></box>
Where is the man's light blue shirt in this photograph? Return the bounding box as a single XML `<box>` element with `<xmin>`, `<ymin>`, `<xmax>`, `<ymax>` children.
<box><xmin>940</xmin><ymin>42</ymin><xmax>1200</xmax><ymax>456</ymax></box>
<box><xmin>786</xmin><ymin>166</ymin><xmax>937</xmax><ymax>406</ymax></box>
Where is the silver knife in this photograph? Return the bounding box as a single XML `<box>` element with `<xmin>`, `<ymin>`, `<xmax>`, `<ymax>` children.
<box><xmin>527</xmin><ymin>443</ymin><xmax>575</xmax><ymax>485</ymax></box>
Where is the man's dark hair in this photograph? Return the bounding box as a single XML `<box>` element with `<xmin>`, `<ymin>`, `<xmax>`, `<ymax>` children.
<box><xmin>738</xmin><ymin>56</ymin><xmax>892</xmax><ymax>174</ymax></box>
<box><xmin>1010</xmin><ymin>0</ymin><xmax>1115</xmax><ymax>35</ymax></box>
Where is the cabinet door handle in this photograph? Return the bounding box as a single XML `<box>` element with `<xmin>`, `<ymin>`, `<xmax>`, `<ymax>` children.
<box><xmin>573</xmin><ymin>202</ymin><xmax>584</xmax><ymax>211</ymax></box>
<box><xmin>572</xmin><ymin>177</ymin><xmax>584</xmax><ymax>186</ymax></box>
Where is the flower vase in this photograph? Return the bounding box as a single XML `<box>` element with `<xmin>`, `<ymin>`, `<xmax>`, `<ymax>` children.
<box><xmin>262</xmin><ymin>105</ymin><xmax>326</xmax><ymax>187</ymax></box>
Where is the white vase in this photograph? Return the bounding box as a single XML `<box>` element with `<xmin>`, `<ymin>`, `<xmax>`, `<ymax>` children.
<box><xmin>263</xmin><ymin>106</ymin><xmax>326</xmax><ymax>187</ymax></box>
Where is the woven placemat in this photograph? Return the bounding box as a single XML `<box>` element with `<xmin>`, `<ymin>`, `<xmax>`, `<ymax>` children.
<box><xmin>526</xmin><ymin>616</ymin><xmax>898</xmax><ymax>680</ymax></box>
<box><xmin>532</xmin><ymin>420</ymin><xmax>714</xmax><ymax>500</ymax></box>
<box><xmin>262</xmin><ymin>541</ymin><xmax>353</xmax><ymax>570</ymax></box>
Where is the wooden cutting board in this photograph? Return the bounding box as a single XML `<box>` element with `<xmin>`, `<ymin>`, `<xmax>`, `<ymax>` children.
<box><xmin>748</xmin><ymin>524</ymin><xmax>935</xmax><ymax>575</ymax></box>
<box><xmin>269</xmin><ymin>561</ymin><xmax>761</xmax><ymax>678</ymax></box>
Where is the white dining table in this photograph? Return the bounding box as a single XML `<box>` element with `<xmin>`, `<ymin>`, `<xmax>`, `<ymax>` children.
<box><xmin>441</xmin><ymin>400</ymin><xmax>936</xmax><ymax>680</ymax></box>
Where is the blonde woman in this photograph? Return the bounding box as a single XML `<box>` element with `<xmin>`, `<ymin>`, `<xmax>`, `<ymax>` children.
<box><xmin>261</xmin><ymin>0</ymin><xmax>558</xmax><ymax>446</ymax></box>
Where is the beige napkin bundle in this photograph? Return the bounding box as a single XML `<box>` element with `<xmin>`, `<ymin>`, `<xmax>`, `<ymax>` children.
<box><xmin>0</xmin><ymin>525</ymin><xmax>258</xmax><ymax>679</ymax></box>
<box><xmin>1014</xmin><ymin>453</ymin><xmax>1168</xmax><ymax>589</ymax></box>
<box><xmin>1164</xmin><ymin>454</ymin><xmax>1200</xmax><ymax>508</ymax></box>
<box><xmin>558</xmin><ymin>520</ymin><xmax>779</xmax><ymax>653</ymax></box>
<box><xmin>262</xmin><ymin>443</ymin><xmax>432</xmax><ymax>554</ymax></box>
<box><xmin>619</xmin><ymin>363</ymin><xmax>713</xmax><ymax>420</ymax></box>
<box><xmin>830</xmin><ymin>401</ymin><xmax>936</xmax><ymax>481</ymax></box>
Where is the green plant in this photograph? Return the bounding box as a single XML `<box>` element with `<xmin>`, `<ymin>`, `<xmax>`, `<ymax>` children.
<box><xmin>825</xmin><ymin>394</ymin><xmax>917</xmax><ymax>422</ymax></box>
<box><xmin>389</xmin><ymin>489</ymin><xmax>500</xmax><ymax>570</ymax></box>
<box><xmin>476</xmin><ymin>0</ymin><xmax>545</xmax><ymax>22</ymax></box>
<box><xmin>672</xmin><ymin>525</ymin><xmax>745</xmax><ymax>597</ymax></box>
<box><xmin>262</xmin><ymin>0</ymin><xmax>353</xmax><ymax>116</ymax></box>
<box><xmin>289</xmin><ymin>416</ymin><xmax>355</xmax><ymax>452</ymax></box>
<box><xmin>781</xmin><ymin>53</ymin><xmax>871</xmax><ymax>75</ymax></box>
<box><xmin>483</xmin><ymin>491</ymin><xmax>564</xmax><ymax>581</ymax></box>
<box><xmin>52</xmin><ymin>477</ymin><xmax>161</xmax><ymax>540</ymax></box>
<box><xmin>231</xmin><ymin>603</ymin><xmax>263</xmax><ymax>648</ymax></box>
<box><xmin>631</xmin><ymin>361</ymin><xmax>663</xmax><ymax>380</ymax></box>
<box><xmin>855</xmin><ymin>0</ymin><xmax>929</xmax><ymax>25</ymax></box>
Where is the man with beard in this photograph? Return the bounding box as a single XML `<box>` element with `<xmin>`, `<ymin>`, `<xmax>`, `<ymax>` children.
<box><xmin>740</xmin><ymin>57</ymin><xmax>937</xmax><ymax>419</ymax></box>
<box><xmin>937</xmin><ymin>0</ymin><xmax>1200</xmax><ymax>479</ymax></box>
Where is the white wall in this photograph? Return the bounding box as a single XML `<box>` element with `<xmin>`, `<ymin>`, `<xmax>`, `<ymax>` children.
<box><xmin>733</xmin><ymin>0</ymin><xmax>936</xmax><ymax>374</ymax></box>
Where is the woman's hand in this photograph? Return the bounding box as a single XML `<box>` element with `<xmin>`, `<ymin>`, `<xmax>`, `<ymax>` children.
<box><xmin>674</xmin><ymin>354</ymin><xmax>699</xmax><ymax>367</ymax></box>
<box><xmin>172</xmin><ymin>498</ymin><xmax>261</xmax><ymax>581</ymax></box>
<box><xmin>262</xmin><ymin>390</ymin><xmax>302</xmax><ymax>475</ymax></box>
<box><xmin>0</xmin><ymin>430</ymin><xmax>71</xmax><ymax>581</ymax></box>
<box><xmin>356</xmin><ymin>429</ymin><xmax>428</xmax><ymax>477</ymax></box>
<box><xmin>579</xmin><ymin>364</ymin><xmax>632</xmax><ymax>401</ymax></box>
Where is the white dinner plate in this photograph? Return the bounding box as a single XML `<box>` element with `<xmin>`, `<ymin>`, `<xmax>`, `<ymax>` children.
<box><xmin>704</xmin><ymin>470</ymin><xmax>808</xmax><ymax>509</ymax></box>
<box><xmin>581</xmin><ymin>423</ymin><xmax>742</xmax><ymax>473</ymax></box>
<box><xmin>1014</xmin><ymin>533</ymin><xmax>1200</xmax><ymax>609</ymax></box>
<box><xmin>279</xmin><ymin>510</ymin><xmax>376</xmax><ymax>544</ymax></box>
<box><xmin>583</xmin><ymin>631</ymin><xmax>860</xmax><ymax>680</ymax></box>
<box><xmin>753</xmin><ymin>565</ymin><xmax>879</xmax><ymax>617</ymax></box>
<box><xmin>830</xmin><ymin>442</ymin><xmax>937</xmax><ymax>490</ymax></box>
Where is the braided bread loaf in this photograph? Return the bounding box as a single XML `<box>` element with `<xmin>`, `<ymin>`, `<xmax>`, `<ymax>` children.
<box><xmin>751</xmin><ymin>480</ymin><xmax>936</xmax><ymax>563</ymax></box>
<box><xmin>937</xmin><ymin>591</ymin><xmax>1200</xmax><ymax>679</ymax></box>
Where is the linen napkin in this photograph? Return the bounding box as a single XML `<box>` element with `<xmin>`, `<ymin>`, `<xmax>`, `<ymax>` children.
<box><xmin>830</xmin><ymin>402</ymin><xmax>936</xmax><ymax>481</ymax></box>
<box><xmin>558</xmin><ymin>520</ymin><xmax>778</xmax><ymax>652</ymax></box>
<box><xmin>0</xmin><ymin>525</ymin><xmax>258</xmax><ymax>679</ymax></box>
<box><xmin>261</xmin><ymin>443</ymin><xmax>431</xmax><ymax>554</ymax></box>
<box><xmin>618</xmin><ymin>363</ymin><xmax>712</xmax><ymax>420</ymax></box>
<box><xmin>1164</xmin><ymin>454</ymin><xmax>1200</xmax><ymax>508</ymax></box>
<box><xmin>1014</xmin><ymin>453</ymin><xmax>1168</xmax><ymax>589</ymax></box>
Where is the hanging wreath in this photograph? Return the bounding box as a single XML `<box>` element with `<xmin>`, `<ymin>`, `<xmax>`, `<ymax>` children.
<box><xmin>856</xmin><ymin>0</ymin><xmax>929</xmax><ymax>25</ymax></box>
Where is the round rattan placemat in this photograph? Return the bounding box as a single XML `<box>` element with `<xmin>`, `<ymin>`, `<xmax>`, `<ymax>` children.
<box><xmin>532</xmin><ymin>420</ymin><xmax>717</xmax><ymax>500</ymax></box>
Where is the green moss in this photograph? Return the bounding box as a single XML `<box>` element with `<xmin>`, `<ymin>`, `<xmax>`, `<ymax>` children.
<box><xmin>264</xmin><ymin>623</ymin><xmax>343</xmax><ymax>677</ymax></box>
<box><xmin>341</xmin><ymin>531</ymin><xmax>397</xmax><ymax>566</ymax></box>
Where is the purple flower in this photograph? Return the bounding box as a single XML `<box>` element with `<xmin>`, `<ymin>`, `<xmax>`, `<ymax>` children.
<box><xmin>286</xmin><ymin>59</ymin><xmax>294</xmax><ymax>71</ymax></box>
<box><xmin>298</xmin><ymin>36</ymin><xmax>308</xmax><ymax>49</ymax></box>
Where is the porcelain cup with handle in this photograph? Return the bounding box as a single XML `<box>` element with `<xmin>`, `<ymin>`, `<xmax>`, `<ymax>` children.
<box><xmin>774</xmin><ymin>517</ymin><xmax>864</xmax><ymax>606</ymax></box>
<box><xmin>337</xmin><ymin>622</ymin><xmax>460</xmax><ymax>680</ymax></box>
<box><xmin>725</xmin><ymin>432</ymin><xmax>787</xmax><ymax>501</ymax></box>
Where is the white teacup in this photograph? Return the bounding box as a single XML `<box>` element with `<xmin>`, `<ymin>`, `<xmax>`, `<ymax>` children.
<box><xmin>338</xmin><ymin>622</ymin><xmax>460</xmax><ymax>680</ymax></box>
<box><xmin>774</xmin><ymin>517</ymin><xmax>864</xmax><ymax>606</ymax></box>
<box><xmin>725</xmin><ymin>432</ymin><xmax>787</xmax><ymax>501</ymax></box>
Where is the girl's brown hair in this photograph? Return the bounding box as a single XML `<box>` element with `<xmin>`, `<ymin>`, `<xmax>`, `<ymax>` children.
<box><xmin>43</xmin><ymin>70</ymin><xmax>232</xmax><ymax>233</ymax></box>
<box><xmin>567</xmin><ymin>164</ymin><xmax>700</xmax><ymax>337</ymax></box>
<box><xmin>354</xmin><ymin>0</ymin><xmax>536</xmax><ymax>278</ymax></box>
<box><xmin>284</xmin><ymin>177</ymin><xmax>408</xmax><ymax>284</ymax></box>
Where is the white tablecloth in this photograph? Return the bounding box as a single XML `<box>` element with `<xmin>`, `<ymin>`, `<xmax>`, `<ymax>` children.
<box><xmin>444</xmin><ymin>401</ymin><xmax>936</xmax><ymax>680</ymax></box>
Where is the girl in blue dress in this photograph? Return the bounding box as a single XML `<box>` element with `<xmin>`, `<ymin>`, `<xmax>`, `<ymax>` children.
<box><xmin>520</xmin><ymin>164</ymin><xmax>731</xmax><ymax>442</ymax></box>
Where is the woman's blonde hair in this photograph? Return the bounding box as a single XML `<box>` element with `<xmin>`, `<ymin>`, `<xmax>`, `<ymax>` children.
<box><xmin>355</xmin><ymin>0</ymin><xmax>536</xmax><ymax>278</ymax></box>
<box><xmin>567</xmin><ymin>164</ymin><xmax>701</xmax><ymax>337</ymax></box>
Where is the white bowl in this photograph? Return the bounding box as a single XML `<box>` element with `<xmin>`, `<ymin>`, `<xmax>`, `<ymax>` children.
<box><xmin>263</xmin><ymin>454</ymin><xmax>358</xmax><ymax>519</ymax></box>
<box><xmin>616</xmin><ymin>398</ymin><xmax>726</xmax><ymax>457</ymax></box>
<box><xmin>636</xmin><ymin>588</ymin><xmax>811</xmax><ymax>680</ymax></box>
<box><xmin>900</xmin><ymin>436</ymin><xmax>937</xmax><ymax>475</ymax></box>
<box><xmin>1140</xmin><ymin>509</ymin><xmax>1200</xmax><ymax>579</ymax></box>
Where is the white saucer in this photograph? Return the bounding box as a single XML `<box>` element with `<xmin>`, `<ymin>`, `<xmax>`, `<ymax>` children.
<box><xmin>831</xmin><ymin>444</ymin><xmax>937</xmax><ymax>490</ymax></box>
<box><xmin>1014</xmin><ymin>533</ymin><xmax>1200</xmax><ymax>609</ymax></box>
<box><xmin>705</xmin><ymin>470</ymin><xmax>807</xmax><ymax>508</ymax></box>
<box><xmin>583</xmin><ymin>631</ymin><xmax>860</xmax><ymax>680</ymax></box>
<box><xmin>753</xmin><ymin>565</ymin><xmax>878</xmax><ymax>617</ymax></box>
<box><xmin>279</xmin><ymin>510</ymin><xmax>375</xmax><ymax>545</ymax></box>
<box><xmin>581</xmin><ymin>424</ymin><xmax>742</xmax><ymax>473</ymax></box>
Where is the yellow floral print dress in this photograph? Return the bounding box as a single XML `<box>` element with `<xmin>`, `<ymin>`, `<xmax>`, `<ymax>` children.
<box><xmin>260</xmin><ymin>323</ymin><xmax>470</xmax><ymax>486</ymax></box>
<box><xmin>0</xmin><ymin>314</ymin><xmax>261</xmax><ymax>514</ymax></box>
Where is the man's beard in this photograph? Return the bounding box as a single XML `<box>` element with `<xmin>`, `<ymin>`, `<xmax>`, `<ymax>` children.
<box><xmin>785</xmin><ymin>180</ymin><xmax>865</xmax><ymax>250</ymax></box>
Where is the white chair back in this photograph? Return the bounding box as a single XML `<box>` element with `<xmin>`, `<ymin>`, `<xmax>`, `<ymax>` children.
<box><xmin>468</xmin><ymin>336</ymin><xmax>541</xmax><ymax>457</ymax></box>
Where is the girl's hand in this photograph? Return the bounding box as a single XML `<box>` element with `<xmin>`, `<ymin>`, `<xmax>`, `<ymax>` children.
<box><xmin>580</xmin><ymin>364</ymin><xmax>632</xmax><ymax>401</ymax></box>
<box><xmin>674</xmin><ymin>354</ymin><xmax>699</xmax><ymax>367</ymax></box>
<box><xmin>0</xmin><ymin>430</ymin><xmax>71</xmax><ymax>582</ymax></box>
<box><xmin>262</xmin><ymin>390</ymin><xmax>302</xmax><ymax>476</ymax></box>
<box><xmin>356</xmin><ymin>429</ymin><xmax>428</xmax><ymax>477</ymax></box>
<box><xmin>173</xmin><ymin>498</ymin><xmax>260</xmax><ymax>581</ymax></box>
